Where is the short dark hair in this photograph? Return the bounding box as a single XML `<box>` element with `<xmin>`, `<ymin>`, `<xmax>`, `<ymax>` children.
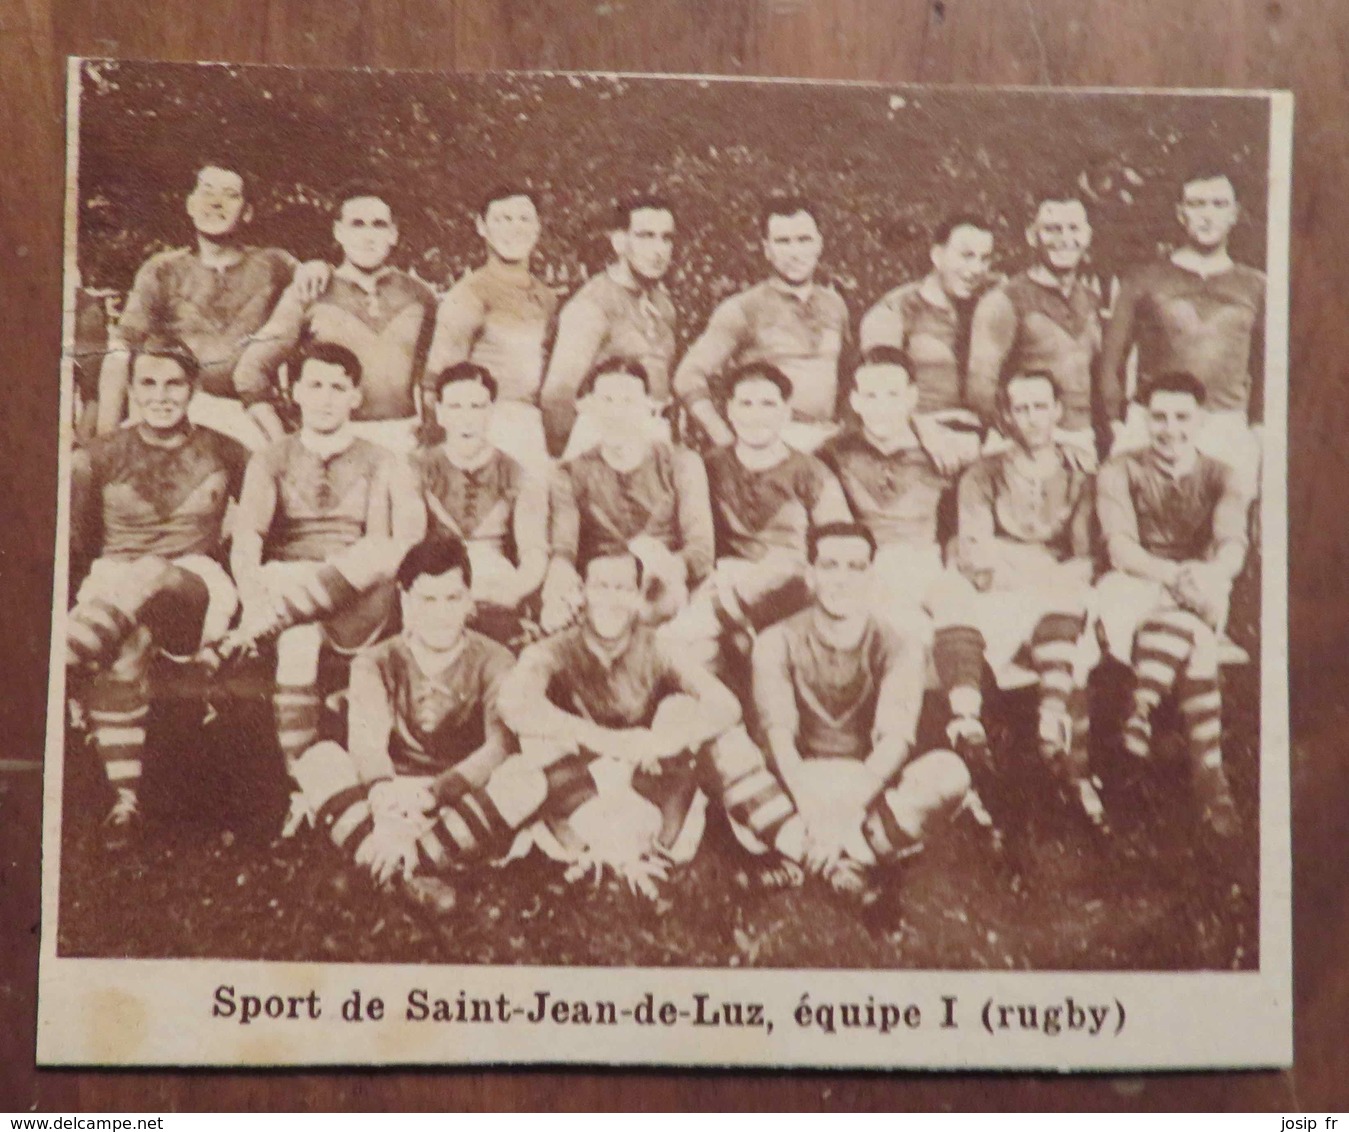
<box><xmin>1031</xmin><ymin>183</ymin><xmax>1088</xmax><ymax>214</ymax></box>
<box><xmin>576</xmin><ymin>356</ymin><xmax>650</xmax><ymax>400</ymax></box>
<box><xmin>807</xmin><ymin>521</ymin><xmax>878</xmax><ymax>564</ymax></box>
<box><xmin>430</xmin><ymin>361</ymin><xmax>498</xmax><ymax>402</ymax></box>
<box><xmin>857</xmin><ymin>345</ymin><xmax>910</xmax><ymax>371</ymax></box>
<box><xmin>1001</xmin><ymin>369</ymin><xmax>1063</xmax><ymax>405</ymax></box>
<box><xmin>725</xmin><ymin>361</ymin><xmax>793</xmax><ymax>402</ymax></box>
<box><xmin>1180</xmin><ymin>165</ymin><xmax>1239</xmax><ymax>199</ymax></box>
<box><xmin>932</xmin><ymin>211</ymin><xmax>994</xmax><ymax>247</ymax></box>
<box><xmin>193</xmin><ymin>158</ymin><xmax>249</xmax><ymax>198</ymax></box>
<box><xmin>582</xmin><ymin>550</ymin><xmax>644</xmax><ymax>592</ymax></box>
<box><xmin>1139</xmin><ymin>370</ymin><xmax>1207</xmax><ymax>407</ymax></box>
<box><xmin>334</xmin><ymin>180</ymin><xmax>396</xmax><ymax>220</ymax></box>
<box><xmin>396</xmin><ymin>534</ymin><xmax>473</xmax><ymax>591</ymax></box>
<box><xmin>131</xmin><ymin>333</ymin><xmax>199</xmax><ymax>384</ymax></box>
<box><xmin>479</xmin><ymin>183</ymin><xmax>540</xmax><ymax>218</ymax></box>
<box><xmin>296</xmin><ymin>340</ymin><xmax>362</xmax><ymax>387</ymax></box>
<box><xmin>612</xmin><ymin>195</ymin><xmax>674</xmax><ymax>231</ymax></box>
<box><xmin>760</xmin><ymin>195</ymin><xmax>818</xmax><ymax>237</ymax></box>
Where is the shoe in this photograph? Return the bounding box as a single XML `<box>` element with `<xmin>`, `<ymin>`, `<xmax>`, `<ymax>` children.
<box><xmin>734</xmin><ymin>854</ymin><xmax>805</xmax><ymax>894</ymax></box>
<box><xmin>1074</xmin><ymin>776</ymin><xmax>1112</xmax><ymax>837</ymax></box>
<box><xmin>103</xmin><ymin>789</ymin><xmax>141</xmax><ymax>852</ymax></box>
<box><xmin>956</xmin><ymin>789</ymin><xmax>1005</xmax><ymax>857</ymax></box>
<box><xmin>280</xmin><ymin>791</ymin><xmax>316</xmax><ymax>839</ymax></box>
<box><xmin>398</xmin><ymin>874</ymin><xmax>459</xmax><ymax>916</ymax></box>
<box><xmin>822</xmin><ymin>858</ymin><xmax>882</xmax><ymax>912</ymax></box>
<box><xmin>946</xmin><ymin>716</ymin><xmax>992</xmax><ymax>770</ymax></box>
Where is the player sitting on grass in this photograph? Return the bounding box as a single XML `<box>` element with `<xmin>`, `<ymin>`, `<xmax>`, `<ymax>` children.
<box><xmin>1094</xmin><ymin>371</ymin><xmax>1251</xmax><ymax>840</ymax></box>
<box><xmin>67</xmin><ymin>334</ymin><xmax>248</xmax><ymax>849</ymax></box>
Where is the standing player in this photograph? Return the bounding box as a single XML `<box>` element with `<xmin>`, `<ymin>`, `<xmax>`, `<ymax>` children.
<box><xmin>411</xmin><ymin>362</ymin><xmax>549</xmax><ymax>613</ymax></box>
<box><xmin>1100</xmin><ymin>168</ymin><xmax>1266</xmax><ymax>488</ymax></box>
<box><xmin>233</xmin><ymin>182</ymin><xmax>436</xmax><ymax>452</ymax></box>
<box><xmin>751</xmin><ymin>523</ymin><xmax>977</xmax><ymax>899</ymax></box>
<box><xmin>95</xmin><ymin>159</ymin><xmax>325</xmax><ymax>450</ymax></box>
<box><xmin>67</xmin><ymin>334</ymin><xmax>248</xmax><ymax>847</ymax></box>
<box><xmin>673</xmin><ymin>198</ymin><xmax>849</xmax><ymax>452</ymax></box>
<box><xmin>539</xmin><ymin>197</ymin><xmax>678</xmax><ymax>458</ymax></box>
<box><xmin>424</xmin><ymin>186</ymin><xmax>558</xmax><ymax>475</ymax></box>
<box><xmin>542</xmin><ymin>357</ymin><xmax>713</xmax><ymax>632</ymax></box>
<box><xmin>966</xmin><ymin>189</ymin><xmax>1102</xmax><ymax>465</ymax></box>
<box><xmin>228</xmin><ymin>342</ymin><xmax>422</xmax><ymax>815</ymax></box>
<box><xmin>1095</xmin><ymin>372</ymin><xmax>1250</xmax><ymax>838</ymax></box>
<box><xmin>858</xmin><ymin>213</ymin><xmax>997</xmax><ymax>476</ymax></box>
<box><xmin>930</xmin><ymin>370</ymin><xmax>1105</xmax><ymax>829</ymax></box>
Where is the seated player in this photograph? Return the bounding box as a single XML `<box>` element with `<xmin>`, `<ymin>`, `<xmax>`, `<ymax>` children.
<box><xmin>930</xmin><ymin>370</ymin><xmax>1106</xmax><ymax>830</ymax></box>
<box><xmin>541</xmin><ymin>357</ymin><xmax>713</xmax><ymax>632</ymax></box>
<box><xmin>664</xmin><ymin>362</ymin><xmax>850</xmax><ymax>668</ymax></box>
<box><xmin>227</xmin><ymin>341</ymin><xmax>422</xmax><ymax>821</ymax></box>
<box><xmin>284</xmin><ymin>535</ymin><xmax>514</xmax><ymax>908</ymax></box>
<box><xmin>66</xmin><ymin>334</ymin><xmax>248</xmax><ymax>848</ymax></box>
<box><xmin>819</xmin><ymin>347</ymin><xmax>953</xmax><ymax>639</ymax></box>
<box><xmin>1095</xmin><ymin>371</ymin><xmax>1250</xmax><ymax>839</ymax></box>
<box><xmin>411</xmin><ymin>362</ymin><xmax>548</xmax><ymax>613</ymax></box>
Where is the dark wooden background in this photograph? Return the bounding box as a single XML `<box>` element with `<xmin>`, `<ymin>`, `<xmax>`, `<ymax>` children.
<box><xmin>2</xmin><ymin>0</ymin><xmax>1346</xmax><ymax>1111</ymax></box>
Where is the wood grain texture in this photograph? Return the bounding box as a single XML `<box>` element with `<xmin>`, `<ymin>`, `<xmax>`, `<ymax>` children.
<box><xmin>1</xmin><ymin>0</ymin><xmax>1346</xmax><ymax>1110</ymax></box>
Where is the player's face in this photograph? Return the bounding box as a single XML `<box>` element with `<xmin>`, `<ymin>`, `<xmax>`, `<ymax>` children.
<box><xmin>1146</xmin><ymin>390</ymin><xmax>1201</xmax><ymax>462</ymax></box>
<box><xmin>726</xmin><ymin>378</ymin><xmax>791</xmax><ymax>449</ymax></box>
<box><xmin>811</xmin><ymin>535</ymin><xmax>874</xmax><ymax>620</ymax></box>
<box><xmin>334</xmin><ymin>196</ymin><xmax>398</xmax><ymax>272</ymax></box>
<box><xmin>614</xmin><ymin>208</ymin><xmax>675</xmax><ymax>283</ymax></box>
<box><xmin>931</xmin><ymin>225</ymin><xmax>994</xmax><ymax>300</ymax></box>
<box><xmin>402</xmin><ymin>568</ymin><xmax>473</xmax><ymax>651</ymax></box>
<box><xmin>186</xmin><ymin>166</ymin><xmax>249</xmax><ymax>239</ymax></box>
<box><xmin>849</xmin><ymin>363</ymin><xmax>917</xmax><ymax>440</ymax></box>
<box><xmin>763</xmin><ymin>211</ymin><xmax>823</xmax><ymax>286</ymax></box>
<box><xmin>1028</xmin><ymin>200</ymin><xmax>1091</xmax><ymax>274</ymax></box>
<box><xmin>584</xmin><ymin>370</ymin><xmax>652</xmax><ymax>439</ymax></box>
<box><xmin>582</xmin><ymin>555</ymin><xmax>642</xmax><ymax>640</ymax></box>
<box><xmin>435</xmin><ymin>379</ymin><xmax>493</xmax><ymax>444</ymax></box>
<box><xmin>129</xmin><ymin>355</ymin><xmax>193</xmax><ymax>432</ymax></box>
<box><xmin>1178</xmin><ymin>176</ymin><xmax>1239</xmax><ymax>251</ymax></box>
<box><xmin>1003</xmin><ymin>376</ymin><xmax>1063</xmax><ymax>450</ymax></box>
<box><xmin>476</xmin><ymin>195</ymin><xmax>541</xmax><ymax>264</ymax></box>
<box><xmin>292</xmin><ymin>360</ymin><xmax>361</xmax><ymax>434</ymax></box>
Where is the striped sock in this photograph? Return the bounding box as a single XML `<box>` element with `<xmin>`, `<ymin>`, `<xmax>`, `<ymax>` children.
<box><xmin>1125</xmin><ymin>613</ymin><xmax>1196</xmax><ymax>757</ymax></box>
<box><xmin>429</xmin><ymin>784</ymin><xmax>519</xmax><ymax>862</ymax></box>
<box><xmin>704</xmin><ymin>730</ymin><xmax>798</xmax><ymax>848</ymax></box>
<box><xmin>933</xmin><ymin>625</ymin><xmax>985</xmax><ymax>702</ymax></box>
<box><xmin>1030</xmin><ymin>612</ymin><xmax>1085</xmax><ymax>721</ymax></box>
<box><xmin>68</xmin><ymin>599</ymin><xmax>136</xmax><ymax>669</ymax></box>
<box><xmin>862</xmin><ymin>794</ymin><xmax>923</xmax><ymax>863</ymax></box>
<box><xmin>274</xmin><ymin>682</ymin><xmax>320</xmax><ymax>765</ymax></box>
<box><xmin>87</xmin><ymin>673</ymin><xmax>149</xmax><ymax>794</ymax></box>
<box><xmin>1178</xmin><ymin>673</ymin><xmax>1224</xmax><ymax>775</ymax></box>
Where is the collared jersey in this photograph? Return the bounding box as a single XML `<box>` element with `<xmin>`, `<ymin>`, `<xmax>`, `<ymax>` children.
<box><xmin>425</xmin><ymin>261</ymin><xmax>559</xmax><ymax>405</ymax></box>
<box><xmin>114</xmin><ymin>245</ymin><xmax>297</xmax><ymax>397</ymax></box>
<box><xmin>71</xmin><ymin>426</ymin><xmax>248</xmax><ymax>563</ymax></box>
<box><xmin>549</xmin><ymin>442</ymin><xmax>714</xmax><ymax>585</ymax></box>
<box><xmin>1096</xmin><ymin>449</ymin><xmax>1249</xmax><ymax>563</ymax></box>
<box><xmin>673</xmin><ymin>279</ymin><xmax>849</xmax><ymax>424</ymax></box>
<box><xmin>234</xmin><ymin>267</ymin><xmax>435</xmax><ymax>419</ymax></box>
<box><xmin>411</xmin><ymin>444</ymin><xmax>546</xmax><ymax>563</ymax></box>
<box><xmin>1100</xmin><ymin>259</ymin><xmax>1266</xmax><ymax>422</ymax></box>
<box><xmin>752</xmin><ymin>610</ymin><xmax>925</xmax><ymax>761</ymax></box>
<box><xmin>818</xmin><ymin>430</ymin><xmax>948</xmax><ymax>548</ymax></box>
<box><xmin>958</xmin><ymin>445</ymin><xmax>1093</xmax><ymax>561</ymax></box>
<box><xmin>704</xmin><ymin>447</ymin><xmax>850</xmax><ymax>561</ymax></box>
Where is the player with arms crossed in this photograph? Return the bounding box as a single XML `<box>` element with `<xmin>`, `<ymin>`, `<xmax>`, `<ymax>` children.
<box><xmin>67</xmin><ymin>334</ymin><xmax>248</xmax><ymax>848</ymax></box>
<box><xmin>858</xmin><ymin>213</ymin><xmax>997</xmax><ymax>476</ymax></box>
<box><xmin>411</xmin><ymin>362</ymin><xmax>549</xmax><ymax>615</ymax></box>
<box><xmin>234</xmin><ymin>182</ymin><xmax>436</xmax><ymax>452</ymax></box>
<box><xmin>931</xmin><ymin>370</ymin><xmax>1106</xmax><ymax>831</ymax></box>
<box><xmin>424</xmin><ymin>185</ymin><xmax>558</xmax><ymax>475</ymax></box>
<box><xmin>95</xmin><ymin>159</ymin><xmax>325</xmax><ymax>450</ymax></box>
<box><xmin>1094</xmin><ymin>371</ymin><xmax>1250</xmax><ymax>839</ymax></box>
<box><xmin>673</xmin><ymin>197</ymin><xmax>848</xmax><ymax>453</ymax></box>
<box><xmin>540</xmin><ymin>197</ymin><xmax>678</xmax><ymax>458</ymax></box>
<box><xmin>542</xmin><ymin>357</ymin><xmax>713</xmax><ymax>633</ymax></box>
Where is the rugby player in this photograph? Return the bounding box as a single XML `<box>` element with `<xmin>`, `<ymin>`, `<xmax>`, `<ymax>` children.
<box><xmin>424</xmin><ymin>185</ymin><xmax>558</xmax><ymax>475</ymax></box>
<box><xmin>94</xmin><ymin>158</ymin><xmax>326</xmax><ymax>450</ymax></box>
<box><xmin>1095</xmin><ymin>371</ymin><xmax>1249</xmax><ymax>838</ymax></box>
<box><xmin>967</xmin><ymin>188</ymin><xmax>1102</xmax><ymax>466</ymax></box>
<box><xmin>930</xmin><ymin>370</ymin><xmax>1106</xmax><ymax>830</ymax></box>
<box><xmin>751</xmin><ymin>523</ymin><xmax>977</xmax><ymax>900</ymax></box>
<box><xmin>858</xmin><ymin>213</ymin><xmax>997</xmax><ymax>476</ymax></box>
<box><xmin>67</xmin><ymin>334</ymin><xmax>248</xmax><ymax>848</ymax></box>
<box><xmin>411</xmin><ymin>362</ymin><xmax>549</xmax><ymax>612</ymax></box>
<box><xmin>228</xmin><ymin>342</ymin><xmax>422</xmax><ymax>820</ymax></box>
<box><xmin>542</xmin><ymin>357</ymin><xmax>713</xmax><ymax>632</ymax></box>
<box><xmin>673</xmin><ymin>197</ymin><xmax>848</xmax><ymax>452</ymax></box>
<box><xmin>540</xmin><ymin>197</ymin><xmax>678</xmax><ymax>458</ymax></box>
<box><xmin>1100</xmin><ymin>167</ymin><xmax>1266</xmax><ymax>488</ymax></box>
<box><xmin>664</xmin><ymin>362</ymin><xmax>850</xmax><ymax>669</ymax></box>
<box><xmin>234</xmin><ymin>182</ymin><xmax>436</xmax><ymax>452</ymax></box>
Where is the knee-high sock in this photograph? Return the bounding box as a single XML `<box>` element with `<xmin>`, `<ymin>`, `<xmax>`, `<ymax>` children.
<box><xmin>67</xmin><ymin>557</ymin><xmax>176</xmax><ymax>668</ymax></box>
<box><xmin>87</xmin><ymin>672</ymin><xmax>150</xmax><ymax>795</ymax></box>
<box><xmin>932</xmin><ymin>625</ymin><xmax>985</xmax><ymax>713</ymax></box>
<box><xmin>1029</xmin><ymin>611</ymin><xmax>1086</xmax><ymax>719</ymax></box>
<box><xmin>1065</xmin><ymin>684</ymin><xmax>1091</xmax><ymax>780</ymax></box>
<box><xmin>274</xmin><ymin>683</ymin><xmax>321</xmax><ymax>766</ymax></box>
<box><xmin>703</xmin><ymin>728</ymin><xmax>801</xmax><ymax>855</ymax></box>
<box><xmin>1130</xmin><ymin>611</ymin><xmax>1197</xmax><ymax>717</ymax></box>
<box><xmin>1178</xmin><ymin>672</ymin><xmax>1224</xmax><ymax>777</ymax></box>
<box><xmin>862</xmin><ymin>749</ymin><xmax>971</xmax><ymax>863</ymax></box>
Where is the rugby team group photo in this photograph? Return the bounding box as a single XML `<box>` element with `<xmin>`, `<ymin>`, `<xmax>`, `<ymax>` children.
<box><xmin>55</xmin><ymin>66</ymin><xmax>1271</xmax><ymax>970</ymax></box>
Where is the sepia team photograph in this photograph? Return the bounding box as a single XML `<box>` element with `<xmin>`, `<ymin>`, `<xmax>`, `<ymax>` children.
<box><xmin>38</xmin><ymin>59</ymin><xmax>1292</xmax><ymax>1070</ymax></box>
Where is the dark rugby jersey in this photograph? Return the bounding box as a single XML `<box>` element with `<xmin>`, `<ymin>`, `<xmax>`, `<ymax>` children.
<box><xmin>411</xmin><ymin>444</ymin><xmax>545</xmax><ymax>563</ymax></box>
<box><xmin>818</xmin><ymin>430</ymin><xmax>948</xmax><ymax>548</ymax></box>
<box><xmin>958</xmin><ymin>446</ymin><xmax>1093</xmax><ymax>561</ymax></box>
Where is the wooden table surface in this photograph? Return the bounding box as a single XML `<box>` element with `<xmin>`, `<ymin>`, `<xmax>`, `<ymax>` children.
<box><xmin>2</xmin><ymin>0</ymin><xmax>1346</xmax><ymax>1111</ymax></box>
